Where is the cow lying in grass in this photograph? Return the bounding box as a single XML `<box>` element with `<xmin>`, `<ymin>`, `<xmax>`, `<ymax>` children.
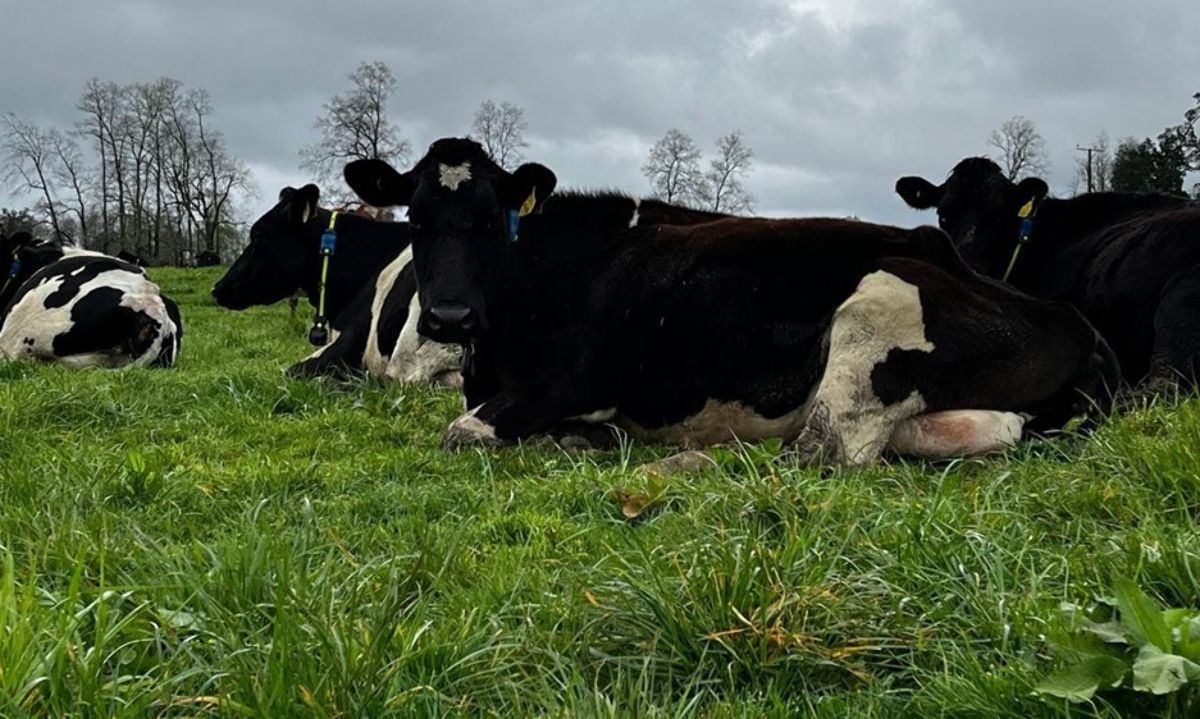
<box><xmin>0</xmin><ymin>232</ymin><xmax>182</xmax><ymax>368</ymax></box>
<box><xmin>897</xmin><ymin>157</ymin><xmax>1200</xmax><ymax>398</ymax></box>
<box><xmin>345</xmin><ymin>139</ymin><xmax>1119</xmax><ymax>465</ymax></box>
<box><xmin>211</xmin><ymin>185</ymin><xmax>462</xmax><ymax>384</ymax></box>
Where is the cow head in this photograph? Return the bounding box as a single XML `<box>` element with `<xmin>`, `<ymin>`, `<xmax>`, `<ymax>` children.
<box><xmin>896</xmin><ymin>158</ymin><xmax>1049</xmax><ymax>278</ymax></box>
<box><xmin>1</xmin><ymin>232</ymin><xmax>36</xmax><ymax>276</ymax></box>
<box><xmin>344</xmin><ymin>138</ymin><xmax>556</xmax><ymax>344</ymax></box>
<box><xmin>212</xmin><ymin>184</ymin><xmax>320</xmax><ymax>309</ymax></box>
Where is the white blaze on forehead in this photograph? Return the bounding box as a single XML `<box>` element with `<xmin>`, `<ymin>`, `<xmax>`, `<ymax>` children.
<box><xmin>438</xmin><ymin>162</ymin><xmax>473</xmax><ymax>191</ymax></box>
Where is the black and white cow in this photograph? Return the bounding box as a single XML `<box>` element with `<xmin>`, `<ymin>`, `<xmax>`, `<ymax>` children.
<box><xmin>896</xmin><ymin>158</ymin><xmax>1199</xmax><ymax>394</ymax></box>
<box><xmin>0</xmin><ymin>238</ymin><xmax>182</xmax><ymax>369</ymax></box>
<box><xmin>344</xmin><ymin>139</ymin><xmax>1119</xmax><ymax>465</ymax></box>
<box><xmin>211</xmin><ymin>185</ymin><xmax>461</xmax><ymax>384</ymax></box>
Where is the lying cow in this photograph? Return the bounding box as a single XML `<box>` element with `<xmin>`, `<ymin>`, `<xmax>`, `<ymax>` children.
<box><xmin>896</xmin><ymin>157</ymin><xmax>1199</xmax><ymax>396</ymax></box>
<box><xmin>345</xmin><ymin>139</ymin><xmax>1118</xmax><ymax>464</ymax></box>
<box><xmin>0</xmin><ymin>234</ymin><xmax>182</xmax><ymax>369</ymax></box>
<box><xmin>211</xmin><ymin>185</ymin><xmax>461</xmax><ymax>384</ymax></box>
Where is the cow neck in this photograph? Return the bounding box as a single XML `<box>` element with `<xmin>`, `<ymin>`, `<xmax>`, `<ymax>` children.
<box><xmin>488</xmin><ymin>193</ymin><xmax>651</xmax><ymax>327</ymax></box>
<box><xmin>0</xmin><ymin>246</ymin><xmax>63</xmax><ymax>326</ymax></box>
<box><xmin>299</xmin><ymin>210</ymin><xmax>409</xmax><ymax>322</ymax></box>
<box><xmin>1002</xmin><ymin>192</ymin><xmax>1188</xmax><ymax>298</ymax></box>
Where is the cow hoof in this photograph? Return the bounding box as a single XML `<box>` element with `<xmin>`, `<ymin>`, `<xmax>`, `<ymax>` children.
<box><xmin>435</xmin><ymin>370</ymin><xmax>464</xmax><ymax>389</ymax></box>
<box><xmin>441</xmin><ymin>412</ymin><xmax>504</xmax><ymax>451</ymax></box>
<box><xmin>639</xmin><ymin>450</ymin><xmax>716</xmax><ymax>478</ymax></box>
<box><xmin>791</xmin><ymin>405</ymin><xmax>845</xmax><ymax>466</ymax></box>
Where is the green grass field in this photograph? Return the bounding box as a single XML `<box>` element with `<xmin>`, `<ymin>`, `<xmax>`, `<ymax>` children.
<box><xmin>1</xmin><ymin>267</ymin><xmax>1198</xmax><ymax>717</ymax></box>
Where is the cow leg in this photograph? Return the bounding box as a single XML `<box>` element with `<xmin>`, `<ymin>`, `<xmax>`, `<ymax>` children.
<box><xmin>442</xmin><ymin>387</ymin><xmax>616</xmax><ymax>450</ymax></box>
<box><xmin>1143</xmin><ymin>266</ymin><xmax>1200</xmax><ymax>397</ymax></box>
<box><xmin>792</xmin><ymin>271</ymin><xmax>934</xmax><ymax>466</ymax></box>
<box><xmin>287</xmin><ymin>326</ymin><xmax>365</xmax><ymax>381</ymax></box>
<box><xmin>887</xmin><ymin>410</ymin><xmax>1026</xmax><ymax>459</ymax></box>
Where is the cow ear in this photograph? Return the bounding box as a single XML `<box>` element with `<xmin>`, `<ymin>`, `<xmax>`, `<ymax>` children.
<box><xmin>292</xmin><ymin>184</ymin><xmax>320</xmax><ymax>224</ymax></box>
<box><xmin>506</xmin><ymin>163</ymin><xmax>557</xmax><ymax>216</ymax></box>
<box><xmin>1015</xmin><ymin>177</ymin><xmax>1049</xmax><ymax>205</ymax></box>
<box><xmin>895</xmin><ymin>176</ymin><xmax>944</xmax><ymax>210</ymax></box>
<box><xmin>345</xmin><ymin>159</ymin><xmax>415</xmax><ymax>207</ymax></box>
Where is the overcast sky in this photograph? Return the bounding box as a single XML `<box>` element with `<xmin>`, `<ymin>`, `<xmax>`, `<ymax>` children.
<box><xmin>1</xmin><ymin>0</ymin><xmax>1196</xmax><ymax>226</ymax></box>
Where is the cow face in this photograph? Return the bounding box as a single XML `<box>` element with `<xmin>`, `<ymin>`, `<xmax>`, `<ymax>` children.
<box><xmin>212</xmin><ymin>185</ymin><xmax>320</xmax><ymax>309</ymax></box>
<box><xmin>896</xmin><ymin>158</ymin><xmax>1049</xmax><ymax>277</ymax></box>
<box><xmin>344</xmin><ymin>138</ymin><xmax>556</xmax><ymax>344</ymax></box>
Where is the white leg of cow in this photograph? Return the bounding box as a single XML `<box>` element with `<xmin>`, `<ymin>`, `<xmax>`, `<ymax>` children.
<box><xmin>887</xmin><ymin>410</ymin><xmax>1025</xmax><ymax>459</ymax></box>
<box><xmin>443</xmin><ymin>405</ymin><xmax>503</xmax><ymax>449</ymax></box>
<box><xmin>384</xmin><ymin>288</ymin><xmax>462</xmax><ymax>385</ymax></box>
<box><xmin>794</xmin><ymin>271</ymin><xmax>934</xmax><ymax>466</ymax></box>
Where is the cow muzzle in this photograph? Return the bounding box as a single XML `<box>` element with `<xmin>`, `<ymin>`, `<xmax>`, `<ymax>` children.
<box><xmin>420</xmin><ymin>302</ymin><xmax>479</xmax><ymax>343</ymax></box>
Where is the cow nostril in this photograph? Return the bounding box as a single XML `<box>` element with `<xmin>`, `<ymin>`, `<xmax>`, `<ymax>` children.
<box><xmin>429</xmin><ymin>304</ymin><xmax>472</xmax><ymax>327</ymax></box>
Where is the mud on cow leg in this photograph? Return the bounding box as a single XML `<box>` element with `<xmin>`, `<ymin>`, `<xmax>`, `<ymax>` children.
<box><xmin>791</xmin><ymin>270</ymin><xmax>933</xmax><ymax>466</ymax></box>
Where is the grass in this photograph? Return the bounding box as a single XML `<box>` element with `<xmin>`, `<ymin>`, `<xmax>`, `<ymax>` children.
<box><xmin>0</xmin><ymin>267</ymin><xmax>1198</xmax><ymax>717</ymax></box>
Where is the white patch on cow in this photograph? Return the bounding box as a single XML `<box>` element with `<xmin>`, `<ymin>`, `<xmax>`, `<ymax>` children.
<box><xmin>887</xmin><ymin>410</ymin><xmax>1025</xmax><ymax>459</ymax></box>
<box><xmin>0</xmin><ymin>258</ymin><xmax>177</xmax><ymax>369</ymax></box>
<box><xmin>378</xmin><ymin>248</ymin><xmax>463</xmax><ymax>384</ymax></box>
<box><xmin>629</xmin><ymin>198</ymin><xmax>640</xmax><ymax>228</ymax></box>
<box><xmin>362</xmin><ymin>247</ymin><xmax>411</xmax><ymax>377</ymax></box>
<box><xmin>447</xmin><ymin>405</ymin><xmax>497</xmax><ymax>441</ymax></box>
<box><xmin>619</xmin><ymin>399</ymin><xmax>810</xmax><ymax>447</ymax></box>
<box><xmin>802</xmin><ymin>270</ymin><xmax>936</xmax><ymax>465</ymax></box>
<box><xmin>438</xmin><ymin>162</ymin><xmax>472</xmax><ymax>191</ymax></box>
<box><xmin>570</xmin><ymin>408</ymin><xmax>618</xmax><ymax>423</ymax></box>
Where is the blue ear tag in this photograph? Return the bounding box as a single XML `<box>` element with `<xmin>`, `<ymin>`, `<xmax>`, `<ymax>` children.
<box><xmin>504</xmin><ymin>209</ymin><xmax>520</xmax><ymax>243</ymax></box>
<box><xmin>9</xmin><ymin>259</ymin><xmax>21</xmax><ymax>277</ymax></box>
<box><xmin>1018</xmin><ymin>217</ymin><xmax>1035</xmax><ymax>244</ymax></box>
<box><xmin>320</xmin><ymin>228</ymin><xmax>337</xmax><ymax>256</ymax></box>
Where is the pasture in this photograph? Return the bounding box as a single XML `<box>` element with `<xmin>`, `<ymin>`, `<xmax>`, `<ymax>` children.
<box><xmin>0</xmin><ymin>267</ymin><xmax>1197</xmax><ymax>717</ymax></box>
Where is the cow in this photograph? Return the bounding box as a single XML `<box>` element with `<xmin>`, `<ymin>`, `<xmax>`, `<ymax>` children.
<box><xmin>896</xmin><ymin>157</ymin><xmax>1199</xmax><ymax>396</ymax></box>
<box><xmin>210</xmin><ymin>185</ymin><xmax>461</xmax><ymax>384</ymax></box>
<box><xmin>0</xmin><ymin>238</ymin><xmax>182</xmax><ymax>369</ymax></box>
<box><xmin>343</xmin><ymin>138</ymin><xmax>1119</xmax><ymax>465</ymax></box>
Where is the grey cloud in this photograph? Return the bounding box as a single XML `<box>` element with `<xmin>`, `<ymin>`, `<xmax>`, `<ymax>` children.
<box><xmin>1</xmin><ymin>0</ymin><xmax>1196</xmax><ymax>226</ymax></box>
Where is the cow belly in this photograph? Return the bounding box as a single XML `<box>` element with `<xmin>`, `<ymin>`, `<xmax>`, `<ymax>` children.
<box><xmin>617</xmin><ymin>399</ymin><xmax>810</xmax><ymax>447</ymax></box>
<box><xmin>887</xmin><ymin>410</ymin><xmax>1025</xmax><ymax>458</ymax></box>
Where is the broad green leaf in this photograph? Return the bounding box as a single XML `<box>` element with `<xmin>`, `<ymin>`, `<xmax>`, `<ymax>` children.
<box><xmin>1114</xmin><ymin>578</ymin><xmax>1172</xmax><ymax>652</ymax></box>
<box><xmin>1036</xmin><ymin>655</ymin><xmax>1129</xmax><ymax>703</ymax></box>
<box><xmin>1083</xmin><ymin>620</ymin><xmax>1130</xmax><ymax>644</ymax></box>
<box><xmin>1132</xmin><ymin>645</ymin><xmax>1200</xmax><ymax>695</ymax></box>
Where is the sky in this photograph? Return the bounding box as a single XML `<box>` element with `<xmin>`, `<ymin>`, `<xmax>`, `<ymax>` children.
<box><xmin>1</xmin><ymin>0</ymin><xmax>1196</xmax><ymax>227</ymax></box>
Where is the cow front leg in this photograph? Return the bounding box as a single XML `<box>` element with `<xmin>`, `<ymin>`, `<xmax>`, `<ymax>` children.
<box><xmin>791</xmin><ymin>270</ymin><xmax>933</xmax><ymax>466</ymax></box>
<box><xmin>442</xmin><ymin>391</ymin><xmax>571</xmax><ymax>450</ymax></box>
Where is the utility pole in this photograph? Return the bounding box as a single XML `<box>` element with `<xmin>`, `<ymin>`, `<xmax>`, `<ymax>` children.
<box><xmin>1076</xmin><ymin>145</ymin><xmax>1099</xmax><ymax>193</ymax></box>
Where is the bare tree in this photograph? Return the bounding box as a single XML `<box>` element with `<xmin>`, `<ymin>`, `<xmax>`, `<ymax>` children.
<box><xmin>642</xmin><ymin>129</ymin><xmax>705</xmax><ymax>206</ymax></box>
<box><xmin>1070</xmin><ymin>131</ymin><xmax>1113</xmax><ymax>195</ymax></box>
<box><xmin>471</xmin><ymin>100</ymin><xmax>528</xmax><ymax>170</ymax></box>
<box><xmin>1</xmin><ymin>113</ymin><xmax>64</xmax><ymax>241</ymax></box>
<box><xmin>700</xmin><ymin>130</ymin><xmax>755</xmax><ymax>214</ymax></box>
<box><xmin>299</xmin><ymin>61</ymin><xmax>409</xmax><ymax>201</ymax></box>
<box><xmin>47</xmin><ymin>129</ymin><xmax>92</xmax><ymax>245</ymax></box>
<box><xmin>77</xmin><ymin>77</ymin><xmax>116</xmax><ymax>250</ymax></box>
<box><xmin>987</xmin><ymin>115</ymin><xmax>1049</xmax><ymax>180</ymax></box>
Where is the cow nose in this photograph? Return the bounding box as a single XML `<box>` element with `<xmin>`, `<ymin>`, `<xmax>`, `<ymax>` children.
<box><xmin>427</xmin><ymin>304</ymin><xmax>475</xmax><ymax>330</ymax></box>
<box><xmin>421</xmin><ymin>303</ymin><xmax>478</xmax><ymax>342</ymax></box>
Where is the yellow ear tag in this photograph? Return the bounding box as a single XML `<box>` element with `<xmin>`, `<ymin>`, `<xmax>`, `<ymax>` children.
<box><xmin>518</xmin><ymin>190</ymin><xmax>537</xmax><ymax>218</ymax></box>
<box><xmin>1017</xmin><ymin>198</ymin><xmax>1036</xmax><ymax>219</ymax></box>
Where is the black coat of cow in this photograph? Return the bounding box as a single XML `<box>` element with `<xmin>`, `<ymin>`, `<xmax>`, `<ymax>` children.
<box><xmin>897</xmin><ymin>157</ymin><xmax>1199</xmax><ymax>391</ymax></box>
<box><xmin>0</xmin><ymin>237</ymin><xmax>182</xmax><ymax>368</ymax></box>
<box><xmin>346</xmin><ymin>139</ymin><xmax>1118</xmax><ymax>464</ymax></box>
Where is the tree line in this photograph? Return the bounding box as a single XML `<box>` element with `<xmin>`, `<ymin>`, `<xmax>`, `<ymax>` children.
<box><xmin>987</xmin><ymin>93</ymin><xmax>1200</xmax><ymax>197</ymax></box>
<box><xmin>2</xmin><ymin>78</ymin><xmax>251</xmax><ymax>263</ymax></box>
